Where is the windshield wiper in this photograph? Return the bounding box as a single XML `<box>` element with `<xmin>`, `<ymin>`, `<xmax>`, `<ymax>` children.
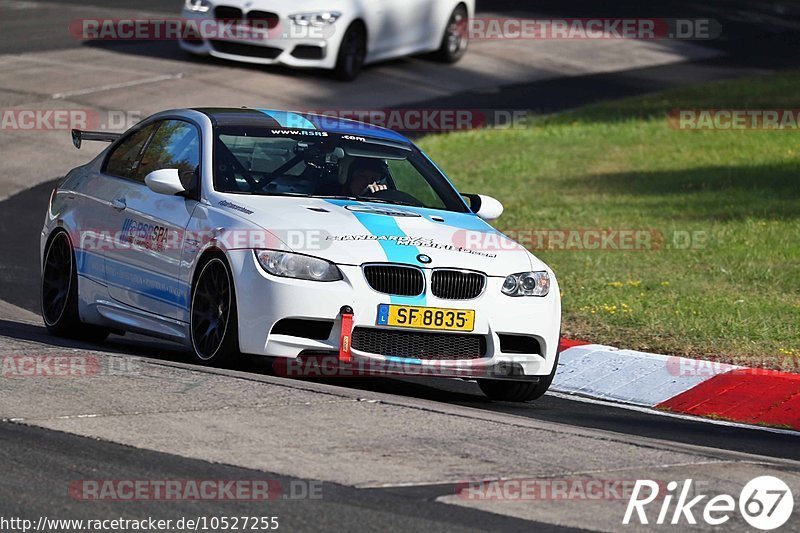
<box><xmin>313</xmin><ymin>195</ymin><xmax>358</xmax><ymax>200</ymax></box>
<box><xmin>355</xmin><ymin>196</ymin><xmax>419</xmax><ymax>207</ymax></box>
<box><xmin>249</xmin><ymin>192</ymin><xmax>312</xmax><ymax>198</ymax></box>
<box><xmin>314</xmin><ymin>195</ymin><xmax>419</xmax><ymax>207</ymax></box>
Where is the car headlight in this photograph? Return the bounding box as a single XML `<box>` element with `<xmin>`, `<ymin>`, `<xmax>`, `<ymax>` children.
<box><xmin>289</xmin><ymin>11</ymin><xmax>341</xmax><ymax>26</ymax></box>
<box><xmin>502</xmin><ymin>271</ymin><xmax>550</xmax><ymax>297</ymax></box>
<box><xmin>255</xmin><ymin>250</ymin><xmax>342</xmax><ymax>282</ymax></box>
<box><xmin>185</xmin><ymin>0</ymin><xmax>211</xmax><ymax>13</ymax></box>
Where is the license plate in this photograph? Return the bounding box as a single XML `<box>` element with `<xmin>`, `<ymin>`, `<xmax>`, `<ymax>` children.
<box><xmin>376</xmin><ymin>304</ymin><xmax>475</xmax><ymax>332</ymax></box>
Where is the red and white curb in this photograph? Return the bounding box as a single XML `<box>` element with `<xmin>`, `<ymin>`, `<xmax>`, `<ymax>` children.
<box><xmin>554</xmin><ymin>340</ymin><xmax>800</xmax><ymax>432</ymax></box>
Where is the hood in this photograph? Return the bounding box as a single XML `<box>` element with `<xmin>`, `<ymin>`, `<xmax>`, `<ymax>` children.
<box><xmin>214</xmin><ymin>196</ymin><xmax>540</xmax><ymax>277</ymax></box>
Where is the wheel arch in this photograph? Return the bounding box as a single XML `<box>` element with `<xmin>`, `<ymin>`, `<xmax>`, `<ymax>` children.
<box><xmin>190</xmin><ymin>246</ymin><xmax>232</xmax><ymax>292</ymax></box>
<box><xmin>350</xmin><ymin>17</ymin><xmax>368</xmax><ymax>37</ymax></box>
<box><xmin>187</xmin><ymin>246</ymin><xmax>241</xmax><ymax>362</ymax></box>
<box><xmin>442</xmin><ymin>2</ymin><xmax>469</xmax><ymax>39</ymax></box>
<box><xmin>346</xmin><ymin>17</ymin><xmax>368</xmax><ymax>51</ymax></box>
<box><xmin>189</xmin><ymin>246</ymin><xmax>241</xmax><ymax>322</ymax></box>
<box><xmin>42</xmin><ymin>226</ymin><xmax>75</xmax><ymax>269</ymax></box>
<box><xmin>41</xmin><ymin>206</ymin><xmax>82</xmax><ymax>263</ymax></box>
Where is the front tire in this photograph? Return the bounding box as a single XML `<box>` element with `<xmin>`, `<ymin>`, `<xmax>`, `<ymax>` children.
<box><xmin>41</xmin><ymin>231</ymin><xmax>109</xmax><ymax>342</ymax></box>
<box><xmin>433</xmin><ymin>5</ymin><xmax>469</xmax><ymax>63</ymax></box>
<box><xmin>478</xmin><ymin>349</ymin><xmax>560</xmax><ymax>402</ymax></box>
<box><xmin>190</xmin><ymin>255</ymin><xmax>239</xmax><ymax>365</ymax></box>
<box><xmin>333</xmin><ymin>23</ymin><xmax>367</xmax><ymax>81</ymax></box>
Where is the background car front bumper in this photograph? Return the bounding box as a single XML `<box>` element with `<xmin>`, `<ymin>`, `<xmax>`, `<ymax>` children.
<box><xmin>179</xmin><ymin>10</ymin><xmax>343</xmax><ymax>69</ymax></box>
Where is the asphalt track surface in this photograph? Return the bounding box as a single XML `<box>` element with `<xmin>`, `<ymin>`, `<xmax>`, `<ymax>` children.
<box><xmin>1</xmin><ymin>1</ymin><xmax>800</xmax><ymax>531</ymax></box>
<box><xmin>1</xmin><ymin>422</ymin><xmax>582</xmax><ymax>532</ymax></box>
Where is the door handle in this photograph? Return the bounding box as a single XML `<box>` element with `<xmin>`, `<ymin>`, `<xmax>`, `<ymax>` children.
<box><xmin>111</xmin><ymin>198</ymin><xmax>127</xmax><ymax>211</ymax></box>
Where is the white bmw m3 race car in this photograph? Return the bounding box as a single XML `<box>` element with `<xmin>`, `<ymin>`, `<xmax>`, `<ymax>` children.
<box><xmin>41</xmin><ymin>108</ymin><xmax>561</xmax><ymax>402</ymax></box>
<box><xmin>179</xmin><ymin>0</ymin><xmax>473</xmax><ymax>80</ymax></box>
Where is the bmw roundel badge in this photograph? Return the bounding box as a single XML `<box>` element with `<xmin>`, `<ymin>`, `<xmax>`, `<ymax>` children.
<box><xmin>417</xmin><ymin>254</ymin><xmax>432</xmax><ymax>264</ymax></box>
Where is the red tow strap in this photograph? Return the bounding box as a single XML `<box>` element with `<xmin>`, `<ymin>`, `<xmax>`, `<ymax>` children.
<box><xmin>339</xmin><ymin>306</ymin><xmax>354</xmax><ymax>363</ymax></box>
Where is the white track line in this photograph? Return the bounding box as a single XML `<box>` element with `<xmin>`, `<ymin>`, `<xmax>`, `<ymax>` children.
<box><xmin>51</xmin><ymin>73</ymin><xmax>183</xmax><ymax>100</ymax></box>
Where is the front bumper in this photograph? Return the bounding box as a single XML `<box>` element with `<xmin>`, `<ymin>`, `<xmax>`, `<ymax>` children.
<box><xmin>179</xmin><ymin>10</ymin><xmax>343</xmax><ymax>69</ymax></box>
<box><xmin>228</xmin><ymin>250</ymin><xmax>561</xmax><ymax>378</ymax></box>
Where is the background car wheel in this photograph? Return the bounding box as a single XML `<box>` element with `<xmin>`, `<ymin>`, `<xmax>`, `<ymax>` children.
<box><xmin>433</xmin><ymin>4</ymin><xmax>469</xmax><ymax>63</ymax></box>
<box><xmin>41</xmin><ymin>231</ymin><xmax>109</xmax><ymax>342</ymax></box>
<box><xmin>333</xmin><ymin>23</ymin><xmax>367</xmax><ymax>81</ymax></box>
<box><xmin>190</xmin><ymin>255</ymin><xmax>239</xmax><ymax>366</ymax></box>
<box><xmin>478</xmin><ymin>347</ymin><xmax>560</xmax><ymax>402</ymax></box>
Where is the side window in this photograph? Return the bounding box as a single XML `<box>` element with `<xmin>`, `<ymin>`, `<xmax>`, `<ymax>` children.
<box><xmin>136</xmin><ymin>120</ymin><xmax>200</xmax><ymax>188</ymax></box>
<box><xmin>103</xmin><ymin>125</ymin><xmax>157</xmax><ymax>180</ymax></box>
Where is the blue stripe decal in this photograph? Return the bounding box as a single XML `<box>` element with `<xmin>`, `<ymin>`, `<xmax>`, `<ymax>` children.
<box><xmin>257</xmin><ymin>110</ymin><xmax>317</xmax><ymax>130</ymax></box>
<box><xmin>324</xmin><ymin>199</ymin><xmax>427</xmax><ymax>305</ymax></box>
<box><xmin>386</xmin><ymin>356</ymin><xmax>423</xmax><ymax>365</ymax></box>
<box><xmin>75</xmin><ymin>250</ymin><xmax>190</xmax><ymax>310</ymax></box>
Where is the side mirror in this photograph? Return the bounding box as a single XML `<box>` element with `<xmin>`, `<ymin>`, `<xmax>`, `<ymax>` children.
<box><xmin>144</xmin><ymin>169</ymin><xmax>186</xmax><ymax>196</ymax></box>
<box><xmin>463</xmin><ymin>193</ymin><xmax>504</xmax><ymax>221</ymax></box>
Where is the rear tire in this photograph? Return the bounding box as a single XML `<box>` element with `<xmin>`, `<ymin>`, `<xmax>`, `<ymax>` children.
<box><xmin>478</xmin><ymin>348</ymin><xmax>560</xmax><ymax>402</ymax></box>
<box><xmin>333</xmin><ymin>23</ymin><xmax>367</xmax><ymax>81</ymax></box>
<box><xmin>189</xmin><ymin>254</ymin><xmax>239</xmax><ymax>366</ymax></box>
<box><xmin>433</xmin><ymin>4</ymin><xmax>469</xmax><ymax>63</ymax></box>
<box><xmin>41</xmin><ymin>231</ymin><xmax>109</xmax><ymax>342</ymax></box>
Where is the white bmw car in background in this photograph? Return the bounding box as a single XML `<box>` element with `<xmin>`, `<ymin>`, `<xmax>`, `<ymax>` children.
<box><xmin>179</xmin><ymin>0</ymin><xmax>474</xmax><ymax>80</ymax></box>
<box><xmin>42</xmin><ymin>108</ymin><xmax>561</xmax><ymax>402</ymax></box>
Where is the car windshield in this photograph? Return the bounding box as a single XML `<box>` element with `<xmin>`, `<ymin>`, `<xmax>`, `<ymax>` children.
<box><xmin>213</xmin><ymin>127</ymin><xmax>469</xmax><ymax>212</ymax></box>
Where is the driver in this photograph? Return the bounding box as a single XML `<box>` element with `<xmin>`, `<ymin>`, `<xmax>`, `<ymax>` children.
<box><xmin>344</xmin><ymin>159</ymin><xmax>389</xmax><ymax>196</ymax></box>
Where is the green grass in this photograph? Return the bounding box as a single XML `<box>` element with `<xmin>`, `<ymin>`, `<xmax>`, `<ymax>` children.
<box><xmin>418</xmin><ymin>71</ymin><xmax>800</xmax><ymax>366</ymax></box>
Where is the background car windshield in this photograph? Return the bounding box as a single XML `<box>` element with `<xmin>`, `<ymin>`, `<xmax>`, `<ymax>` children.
<box><xmin>213</xmin><ymin>128</ymin><xmax>467</xmax><ymax>212</ymax></box>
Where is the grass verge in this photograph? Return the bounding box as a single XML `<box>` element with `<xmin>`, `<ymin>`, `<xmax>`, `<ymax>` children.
<box><xmin>418</xmin><ymin>71</ymin><xmax>800</xmax><ymax>368</ymax></box>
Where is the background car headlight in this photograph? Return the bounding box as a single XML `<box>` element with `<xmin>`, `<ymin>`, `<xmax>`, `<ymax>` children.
<box><xmin>255</xmin><ymin>250</ymin><xmax>342</xmax><ymax>282</ymax></box>
<box><xmin>501</xmin><ymin>271</ymin><xmax>550</xmax><ymax>297</ymax></box>
<box><xmin>289</xmin><ymin>12</ymin><xmax>342</xmax><ymax>26</ymax></box>
<box><xmin>185</xmin><ymin>0</ymin><xmax>211</xmax><ymax>13</ymax></box>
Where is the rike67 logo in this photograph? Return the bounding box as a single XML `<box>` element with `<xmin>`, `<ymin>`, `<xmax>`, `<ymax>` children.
<box><xmin>624</xmin><ymin>476</ymin><xmax>794</xmax><ymax>530</ymax></box>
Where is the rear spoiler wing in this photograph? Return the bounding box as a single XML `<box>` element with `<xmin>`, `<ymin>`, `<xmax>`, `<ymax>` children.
<box><xmin>71</xmin><ymin>129</ymin><xmax>121</xmax><ymax>149</ymax></box>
